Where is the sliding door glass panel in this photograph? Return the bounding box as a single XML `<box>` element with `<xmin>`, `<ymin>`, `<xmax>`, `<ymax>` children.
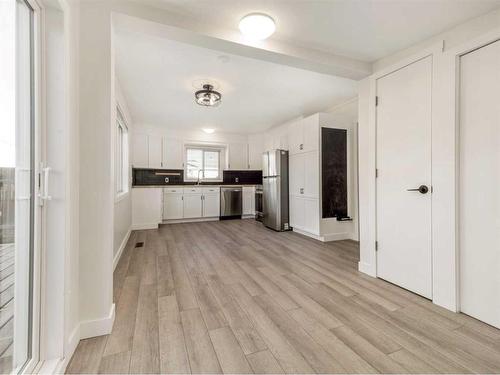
<box><xmin>0</xmin><ymin>0</ymin><xmax>35</xmax><ymax>372</ymax></box>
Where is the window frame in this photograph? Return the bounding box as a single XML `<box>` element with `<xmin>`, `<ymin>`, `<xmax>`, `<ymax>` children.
<box><xmin>184</xmin><ymin>145</ymin><xmax>224</xmax><ymax>182</ymax></box>
<box><xmin>115</xmin><ymin>105</ymin><xmax>129</xmax><ymax>200</ymax></box>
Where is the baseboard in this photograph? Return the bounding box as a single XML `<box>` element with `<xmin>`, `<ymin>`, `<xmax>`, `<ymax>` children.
<box><xmin>358</xmin><ymin>261</ymin><xmax>377</xmax><ymax>277</ymax></box>
<box><xmin>320</xmin><ymin>232</ymin><xmax>352</xmax><ymax>242</ymax></box>
<box><xmin>292</xmin><ymin>228</ymin><xmax>322</xmax><ymax>240</ymax></box>
<box><xmin>162</xmin><ymin>217</ymin><xmax>219</xmax><ymax>224</ymax></box>
<box><xmin>131</xmin><ymin>223</ymin><xmax>158</xmax><ymax>230</ymax></box>
<box><xmin>113</xmin><ymin>228</ymin><xmax>131</xmax><ymax>271</ymax></box>
<box><xmin>79</xmin><ymin>303</ymin><xmax>116</xmax><ymax>340</ymax></box>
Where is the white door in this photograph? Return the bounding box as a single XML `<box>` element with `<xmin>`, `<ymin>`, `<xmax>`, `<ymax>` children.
<box><xmin>132</xmin><ymin>134</ymin><xmax>149</xmax><ymax>168</ymax></box>
<box><xmin>228</xmin><ymin>143</ymin><xmax>248</xmax><ymax>170</ymax></box>
<box><xmin>183</xmin><ymin>194</ymin><xmax>203</xmax><ymax>218</ymax></box>
<box><xmin>148</xmin><ymin>136</ymin><xmax>163</xmax><ymax>168</ymax></box>
<box><xmin>203</xmin><ymin>193</ymin><xmax>220</xmax><ymax>217</ymax></box>
<box><xmin>459</xmin><ymin>41</ymin><xmax>500</xmax><ymax>329</ymax></box>
<box><xmin>163</xmin><ymin>193</ymin><xmax>183</xmax><ymax>220</ymax></box>
<box><xmin>162</xmin><ymin>137</ymin><xmax>183</xmax><ymax>169</ymax></box>
<box><xmin>376</xmin><ymin>56</ymin><xmax>433</xmax><ymax>298</ymax></box>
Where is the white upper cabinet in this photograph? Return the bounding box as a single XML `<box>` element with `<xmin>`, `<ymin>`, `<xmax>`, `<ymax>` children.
<box><xmin>132</xmin><ymin>133</ymin><xmax>149</xmax><ymax>168</ymax></box>
<box><xmin>288</xmin><ymin>115</ymin><xmax>319</xmax><ymax>155</ymax></box>
<box><xmin>162</xmin><ymin>137</ymin><xmax>183</xmax><ymax>169</ymax></box>
<box><xmin>228</xmin><ymin>143</ymin><xmax>248</xmax><ymax>170</ymax></box>
<box><xmin>288</xmin><ymin>119</ymin><xmax>303</xmax><ymax>154</ymax></box>
<box><xmin>148</xmin><ymin>136</ymin><xmax>163</xmax><ymax>168</ymax></box>
<box><xmin>248</xmin><ymin>134</ymin><xmax>264</xmax><ymax>170</ymax></box>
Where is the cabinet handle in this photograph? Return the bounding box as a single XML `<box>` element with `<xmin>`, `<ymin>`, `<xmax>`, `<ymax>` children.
<box><xmin>300</xmin><ymin>188</ymin><xmax>304</xmax><ymax>194</ymax></box>
<box><xmin>299</xmin><ymin>144</ymin><xmax>303</xmax><ymax>150</ymax></box>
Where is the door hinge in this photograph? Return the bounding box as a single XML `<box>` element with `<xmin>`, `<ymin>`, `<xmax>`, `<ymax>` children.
<box><xmin>375</xmin><ymin>96</ymin><xmax>379</xmax><ymax>106</ymax></box>
<box><xmin>375</xmin><ymin>241</ymin><xmax>379</xmax><ymax>251</ymax></box>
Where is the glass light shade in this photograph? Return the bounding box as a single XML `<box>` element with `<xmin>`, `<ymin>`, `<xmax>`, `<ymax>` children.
<box><xmin>239</xmin><ymin>13</ymin><xmax>276</xmax><ymax>41</ymax></box>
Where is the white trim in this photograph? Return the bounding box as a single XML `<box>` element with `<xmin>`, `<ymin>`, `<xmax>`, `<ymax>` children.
<box><xmin>320</xmin><ymin>232</ymin><xmax>353</xmax><ymax>242</ymax></box>
<box><xmin>131</xmin><ymin>223</ymin><xmax>159</xmax><ymax>230</ymax></box>
<box><xmin>358</xmin><ymin>261</ymin><xmax>377</xmax><ymax>277</ymax></box>
<box><xmin>79</xmin><ymin>304</ymin><xmax>116</xmax><ymax>340</ymax></box>
<box><xmin>360</xmin><ymin>41</ymin><xmax>443</xmax><ymax>280</ymax></box>
<box><xmin>162</xmin><ymin>217</ymin><xmax>219</xmax><ymax>224</ymax></box>
<box><xmin>113</xmin><ymin>227</ymin><xmax>131</xmax><ymax>271</ymax></box>
<box><xmin>36</xmin><ymin>324</ymin><xmax>80</xmax><ymax>375</ymax></box>
<box><xmin>292</xmin><ymin>228</ymin><xmax>321</xmax><ymax>240</ymax></box>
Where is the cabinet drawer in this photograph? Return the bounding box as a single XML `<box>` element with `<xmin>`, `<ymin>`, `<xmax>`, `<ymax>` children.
<box><xmin>203</xmin><ymin>187</ymin><xmax>220</xmax><ymax>193</ymax></box>
<box><xmin>183</xmin><ymin>187</ymin><xmax>203</xmax><ymax>194</ymax></box>
<box><xmin>164</xmin><ymin>187</ymin><xmax>183</xmax><ymax>194</ymax></box>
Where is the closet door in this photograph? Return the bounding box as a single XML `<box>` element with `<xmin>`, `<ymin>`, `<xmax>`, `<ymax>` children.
<box><xmin>459</xmin><ymin>40</ymin><xmax>500</xmax><ymax>329</ymax></box>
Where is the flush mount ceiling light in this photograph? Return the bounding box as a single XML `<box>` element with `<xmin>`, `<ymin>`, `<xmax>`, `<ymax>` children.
<box><xmin>195</xmin><ymin>84</ymin><xmax>222</xmax><ymax>107</ymax></box>
<box><xmin>239</xmin><ymin>13</ymin><xmax>276</xmax><ymax>41</ymax></box>
<box><xmin>203</xmin><ymin>128</ymin><xmax>215</xmax><ymax>134</ymax></box>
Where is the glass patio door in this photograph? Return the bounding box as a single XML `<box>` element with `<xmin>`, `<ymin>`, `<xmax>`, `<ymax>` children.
<box><xmin>1</xmin><ymin>0</ymin><xmax>41</xmax><ymax>372</ymax></box>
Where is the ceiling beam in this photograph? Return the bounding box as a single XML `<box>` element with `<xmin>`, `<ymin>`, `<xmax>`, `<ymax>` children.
<box><xmin>111</xmin><ymin>2</ymin><xmax>371</xmax><ymax>80</ymax></box>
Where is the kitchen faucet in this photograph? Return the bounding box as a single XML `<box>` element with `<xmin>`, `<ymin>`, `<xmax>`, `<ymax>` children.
<box><xmin>197</xmin><ymin>169</ymin><xmax>204</xmax><ymax>185</ymax></box>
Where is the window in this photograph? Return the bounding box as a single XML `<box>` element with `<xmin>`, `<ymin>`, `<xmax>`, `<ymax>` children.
<box><xmin>116</xmin><ymin>107</ymin><xmax>129</xmax><ymax>196</ymax></box>
<box><xmin>185</xmin><ymin>146</ymin><xmax>222</xmax><ymax>181</ymax></box>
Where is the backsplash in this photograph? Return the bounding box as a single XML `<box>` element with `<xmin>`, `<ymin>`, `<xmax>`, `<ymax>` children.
<box><xmin>133</xmin><ymin>168</ymin><xmax>184</xmax><ymax>186</ymax></box>
<box><xmin>223</xmin><ymin>170</ymin><xmax>262</xmax><ymax>185</ymax></box>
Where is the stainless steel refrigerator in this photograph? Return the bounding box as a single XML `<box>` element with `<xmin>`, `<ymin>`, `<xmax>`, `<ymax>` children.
<box><xmin>262</xmin><ymin>149</ymin><xmax>290</xmax><ymax>231</ymax></box>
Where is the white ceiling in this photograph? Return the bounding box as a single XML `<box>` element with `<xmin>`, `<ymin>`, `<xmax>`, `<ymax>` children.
<box><xmin>137</xmin><ymin>0</ymin><xmax>500</xmax><ymax>62</ymax></box>
<box><xmin>115</xmin><ymin>31</ymin><xmax>357</xmax><ymax>134</ymax></box>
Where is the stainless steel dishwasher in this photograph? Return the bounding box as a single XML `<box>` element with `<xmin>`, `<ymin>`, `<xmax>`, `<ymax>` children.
<box><xmin>220</xmin><ymin>186</ymin><xmax>242</xmax><ymax>219</ymax></box>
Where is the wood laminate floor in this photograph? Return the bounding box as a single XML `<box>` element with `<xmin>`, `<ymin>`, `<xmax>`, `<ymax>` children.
<box><xmin>67</xmin><ymin>220</ymin><xmax>500</xmax><ymax>374</ymax></box>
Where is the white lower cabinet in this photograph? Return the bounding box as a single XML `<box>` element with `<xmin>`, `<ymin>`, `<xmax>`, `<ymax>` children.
<box><xmin>183</xmin><ymin>194</ymin><xmax>203</xmax><ymax>218</ymax></box>
<box><xmin>290</xmin><ymin>195</ymin><xmax>319</xmax><ymax>236</ymax></box>
<box><xmin>242</xmin><ymin>186</ymin><xmax>255</xmax><ymax>216</ymax></box>
<box><xmin>203</xmin><ymin>193</ymin><xmax>220</xmax><ymax>217</ymax></box>
<box><xmin>163</xmin><ymin>189</ymin><xmax>183</xmax><ymax>220</ymax></box>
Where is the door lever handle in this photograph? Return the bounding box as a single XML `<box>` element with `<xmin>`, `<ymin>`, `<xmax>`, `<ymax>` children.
<box><xmin>407</xmin><ymin>185</ymin><xmax>429</xmax><ymax>194</ymax></box>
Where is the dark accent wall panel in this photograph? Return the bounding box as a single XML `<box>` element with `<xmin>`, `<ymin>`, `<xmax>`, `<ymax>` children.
<box><xmin>223</xmin><ymin>170</ymin><xmax>263</xmax><ymax>185</ymax></box>
<box><xmin>133</xmin><ymin>168</ymin><xmax>184</xmax><ymax>186</ymax></box>
<box><xmin>321</xmin><ymin>128</ymin><xmax>348</xmax><ymax>218</ymax></box>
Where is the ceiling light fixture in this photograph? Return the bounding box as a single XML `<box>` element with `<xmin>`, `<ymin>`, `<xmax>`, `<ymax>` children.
<box><xmin>239</xmin><ymin>13</ymin><xmax>276</xmax><ymax>41</ymax></box>
<box><xmin>203</xmin><ymin>128</ymin><xmax>215</xmax><ymax>134</ymax></box>
<box><xmin>195</xmin><ymin>84</ymin><xmax>222</xmax><ymax>107</ymax></box>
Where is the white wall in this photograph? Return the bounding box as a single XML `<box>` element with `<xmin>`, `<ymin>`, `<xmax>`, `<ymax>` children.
<box><xmin>357</xmin><ymin>7</ymin><xmax>500</xmax><ymax>312</ymax></box>
<box><xmin>113</xmin><ymin>80</ymin><xmax>133</xmax><ymax>262</ymax></box>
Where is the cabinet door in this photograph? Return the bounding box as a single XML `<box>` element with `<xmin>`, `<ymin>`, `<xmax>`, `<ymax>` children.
<box><xmin>303</xmin><ymin>151</ymin><xmax>319</xmax><ymax>198</ymax></box>
<box><xmin>133</xmin><ymin>188</ymin><xmax>163</xmax><ymax>226</ymax></box>
<box><xmin>132</xmin><ymin>133</ymin><xmax>149</xmax><ymax>168</ymax></box>
<box><xmin>302</xmin><ymin>115</ymin><xmax>319</xmax><ymax>152</ymax></box>
<box><xmin>148</xmin><ymin>136</ymin><xmax>163</xmax><ymax>168</ymax></box>
<box><xmin>163</xmin><ymin>193</ymin><xmax>183</xmax><ymax>220</ymax></box>
<box><xmin>242</xmin><ymin>186</ymin><xmax>255</xmax><ymax>215</ymax></box>
<box><xmin>289</xmin><ymin>153</ymin><xmax>304</xmax><ymax>197</ymax></box>
<box><xmin>303</xmin><ymin>198</ymin><xmax>319</xmax><ymax>235</ymax></box>
<box><xmin>228</xmin><ymin>143</ymin><xmax>248</xmax><ymax>170</ymax></box>
<box><xmin>248</xmin><ymin>135</ymin><xmax>264</xmax><ymax>170</ymax></box>
<box><xmin>288</xmin><ymin>119</ymin><xmax>303</xmax><ymax>155</ymax></box>
<box><xmin>290</xmin><ymin>196</ymin><xmax>305</xmax><ymax>230</ymax></box>
<box><xmin>183</xmin><ymin>194</ymin><xmax>203</xmax><ymax>218</ymax></box>
<box><xmin>203</xmin><ymin>193</ymin><xmax>220</xmax><ymax>217</ymax></box>
<box><xmin>162</xmin><ymin>137</ymin><xmax>183</xmax><ymax>169</ymax></box>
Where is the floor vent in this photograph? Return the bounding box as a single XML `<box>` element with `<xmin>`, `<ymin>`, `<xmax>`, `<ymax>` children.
<box><xmin>135</xmin><ymin>242</ymin><xmax>144</xmax><ymax>248</ymax></box>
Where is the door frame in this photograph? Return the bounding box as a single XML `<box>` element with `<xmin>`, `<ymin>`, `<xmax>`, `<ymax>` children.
<box><xmin>361</xmin><ymin>41</ymin><xmax>442</xmax><ymax>297</ymax></box>
<box><xmin>444</xmin><ymin>27</ymin><xmax>500</xmax><ymax>314</ymax></box>
<box><xmin>17</xmin><ymin>0</ymin><xmax>44</xmax><ymax>373</ymax></box>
